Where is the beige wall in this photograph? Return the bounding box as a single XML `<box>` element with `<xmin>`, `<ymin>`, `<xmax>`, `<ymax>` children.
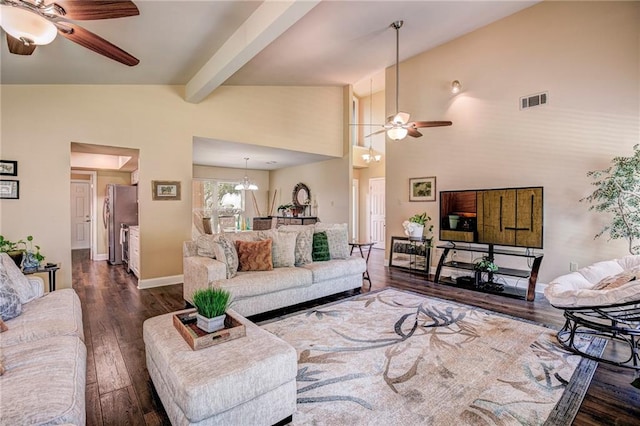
<box><xmin>0</xmin><ymin>85</ymin><xmax>344</xmax><ymax>288</ymax></box>
<box><xmin>385</xmin><ymin>1</ymin><xmax>640</xmax><ymax>283</ymax></box>
<box><xmin>270</xmin><ymin>158</ymin><xmax>350</xmax><ymax>225</ymax></box>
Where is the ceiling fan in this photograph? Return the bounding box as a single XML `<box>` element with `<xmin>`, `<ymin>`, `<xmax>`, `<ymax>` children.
<box><xmin>0</xmin><ymin>0</ymin><xmax>139</xmax><ymax>66</ymax></box>
<box><xmin>362</xmin><ymin>21</ymin><xmax>452</xmax><ymax>141</ymax></box>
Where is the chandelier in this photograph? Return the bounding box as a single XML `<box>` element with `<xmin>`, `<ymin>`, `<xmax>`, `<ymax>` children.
<box><xmin>234</xmin><ymin>158</ymin><xmax>258</xmax><ymax>191</ymax></box>
<box><xmin>361</xmin><ymin>78</ymin><xmax>382</xmax><ymax>163</ymax></box>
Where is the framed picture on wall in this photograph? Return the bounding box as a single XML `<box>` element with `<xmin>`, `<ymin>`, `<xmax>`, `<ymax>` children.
<box><xmin>0</xmin><ymin>180</ymin><xmax>19</xmax><ymax>199</ymax></box>
<box><xmin>409</xmin><ymin>177</ymin><xmax>436</xmax><ymax>202</ymax></box>
<box><xmin>152</xmin><ymin>180</ymin><xmax>181</xmax><ymax>201</ymax></box>
<box><xmin>0</xmin><ymin>160</ymin><xmax>17</xmax><ymax>176</ymax></box>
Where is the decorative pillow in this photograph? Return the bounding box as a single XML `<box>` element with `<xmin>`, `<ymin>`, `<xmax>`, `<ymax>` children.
<box><xmin>260</xmin><ymin>230</ymin><xmax>296</xmax><ymax>268</ymax></box>
<box><xmin>195</xmin><ymin>234</ymin><xmax>219</xmax><ymax>258</ymax></box>
<box><xmin>278</xmin><ymin>225</ymin><xmax>314</xmax><ymax>265</ymax></box>
<box><xmin>236</xmin><ymin>239</ymin><xmax>273</xmax><ymax>272</ymax></box>
<box><xmin>312</xmin><ymin>232</ymin><xmax>331</xmax><ymax>262</ymax></box>
<box><xmin>0</xmin><ymin>276</ymin><xmax>22</xmax><ymax>321</ymax></box>
<box><xmin>212</xmin><ymin>236</ymin><xmax>239</xmax><ymax>279</ymax></box>
<box><xmin>325</xmin><ymin>228</ymin><xmax>350</xmax><ymax>259</ymax></box>
<box><xmin>0</xmin><ymin>318</ymin><xmax>7</xmax><ymax>332</ymax></box>
<box><xmin>592</xmin><ymin>270</ymin><xmax>637</xmax><ymax>290</ymax></box>
<box><xmin>0</xmin><ymin>255</ymin><xmax>37</xmax><ymax>303</ymax></box>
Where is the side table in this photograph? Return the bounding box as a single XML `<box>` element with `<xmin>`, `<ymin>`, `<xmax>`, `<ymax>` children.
<box><xmin>349</xmin><ymin>241</ymin><xmax>375</xmax><ymax>288</ymax></box>
<box><xmin>23</xmin><ymin>265</ymin><xmax>60</xmax><ymax>292</ymax></box>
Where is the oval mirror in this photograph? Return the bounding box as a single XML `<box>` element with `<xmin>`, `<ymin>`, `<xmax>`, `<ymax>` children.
<box><xmin>292</xmin><ymin>182</ymin><xmax>311</xmax><ymax>209</ymax></box>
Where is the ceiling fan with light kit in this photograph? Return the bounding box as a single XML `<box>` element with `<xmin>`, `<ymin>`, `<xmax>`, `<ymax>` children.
<box><xmin>356</xmin><ymin>20</ymin><xmax>452</xmax><ymax>141</ymax></box>
<box><xmin>0</xmin><ymin>0</ymin><xmax>139</xmax><ymax>65</ymax></box>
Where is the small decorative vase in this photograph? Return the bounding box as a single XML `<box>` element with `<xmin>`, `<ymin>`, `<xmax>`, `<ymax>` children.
<box><xmin>22</xmin><ymin>251</ymin><xmax>39</xmax><ymax>272</ymax></box>
<box><xmin>196</xmin><ymin>313</ymin><xmax>226</xmax><ymax>333</ymax></box>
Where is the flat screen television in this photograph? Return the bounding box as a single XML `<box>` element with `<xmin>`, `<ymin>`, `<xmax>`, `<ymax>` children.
<box><xmin>439</xmin><ymin>186</ymin><xmax>543</xmax><ymax>249</ymax></box>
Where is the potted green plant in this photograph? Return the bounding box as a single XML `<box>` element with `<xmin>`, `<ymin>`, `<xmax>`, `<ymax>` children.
<box><xmin>473</xmin><ymin>256</ymin><xmax>499</xmax><ymax>288</ymax></box>
<box><xmin>22</xmin><ymin>235</ymin><xmax>45</xmax><ymax>271</ymax></box>
<box><xmin>0</xmin><ymin>235</ymin><xmax>25</xmax><ymax>267</ymax></box>
<box><xmin>582</xmin><ymin>144</ymin><xmax>640</xmax><ymax>254</ymax></box>
<box><xmin>403</xmin><ymin>212</ymin><xmax>434</xmax><ymax>242</ymax></box>
<box><xmin>192</xmin><ymin>288</ymin><xmax>232</xmax><ymax>333</ymax></box>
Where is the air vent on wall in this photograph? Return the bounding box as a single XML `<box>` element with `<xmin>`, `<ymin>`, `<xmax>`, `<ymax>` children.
<box><xmin>520</xmin><ymin>92</ymin><xmax>548</xmax><ymax>110</ymax></box>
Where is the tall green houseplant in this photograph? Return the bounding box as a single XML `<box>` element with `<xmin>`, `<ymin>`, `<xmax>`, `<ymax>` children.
<box><xmin>583</xmin><ymin>144</ymin><xmax>640</xmax><ymax>254</ymax></box>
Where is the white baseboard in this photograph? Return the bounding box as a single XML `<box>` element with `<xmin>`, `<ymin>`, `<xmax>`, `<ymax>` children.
<box><xmin>93</xmin><ymin>254</ymin><xmax>108</xmax><ymax>261</ymax></box>
<box><xmin>138</xmin><ymin>274</ymin><xmax>183</xmax><ymax>290</ymax></box>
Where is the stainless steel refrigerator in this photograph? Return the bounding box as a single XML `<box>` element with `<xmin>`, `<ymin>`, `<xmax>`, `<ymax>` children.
<box><xmin>104</xmin><ymin>184</ymin><xmax>138</xmax><ymax>265</ymax></box>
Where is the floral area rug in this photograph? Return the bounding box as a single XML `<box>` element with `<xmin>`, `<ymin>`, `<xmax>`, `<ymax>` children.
<box><xmin>261</xmin><ymin>288</ymin><xmax>600</xmax><ymax>426</ymax></box>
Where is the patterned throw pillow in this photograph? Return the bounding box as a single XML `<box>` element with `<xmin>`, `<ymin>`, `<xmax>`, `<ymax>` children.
<box><xmin>0</xmin><ymin>271</ymin><xmax>22</xmax><ymax>321</ymax></box>
<box><xmin>195</xmin><ymin>234</ymin><xmax>219</xmax><ymax>258</ymax></box>
<box><xmin>325</xmin><ymin>228</ymin><xmax>350</xmax><ymax>259</ymax></box>
<box><xmin>312</xmin><ymin>232</ymin><xmax>331</xmax><ymax>262</ymax></box>
<box><xmin>592</xmin><ymin>270</ymin><xmax>637</xmax><ymax>290</ymax></box>
<box><xmin>261</xmin><ymin>231</ymin><xmax>296</xmax><ymax>268</ymax></box>
<box><xmin>0</xmin><ymin>255</ymin><xmax>37</xmax><ymax>303</ymax></box>
<box><xmin>212</xmin><ymin>236</ymin><xmax>239</xmax><ymax>278</ymax></box>
<box><xmin>278</xmin><ymin>225</ymin><xmax>314</xmax><ymax>265</ymax></box>
<box><xmin>236</xmin><ymin>239</ymin><xmax>273</xmax><ymax>272</ymax></box>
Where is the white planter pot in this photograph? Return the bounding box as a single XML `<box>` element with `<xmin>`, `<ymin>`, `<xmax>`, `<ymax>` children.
<box><xmin>409</xmin><ymin>225</ymin><xmax>424</xmax><ymax>238</ymax></box>
<box><xmin>196</xmin><ymin>313</ymin><xmax>226</xmax><ymax>333</ymax></box>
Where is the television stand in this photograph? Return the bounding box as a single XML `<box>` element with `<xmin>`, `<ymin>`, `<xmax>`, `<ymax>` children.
<box><xmin>434</xmin><ymin>243</ymin><xmax>543</xmax><ymax>301</ymax></box>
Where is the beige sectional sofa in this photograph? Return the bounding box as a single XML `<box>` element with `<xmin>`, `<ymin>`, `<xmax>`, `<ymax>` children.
<box><xmin>0</xmin><ymin>253</ymin><xmax>86</xmax><ymax>425</ymax></box>
<box><xmin>183</xmin><ymin>224</ymin><xmax>366</xmax><ymax>317</ymax></box>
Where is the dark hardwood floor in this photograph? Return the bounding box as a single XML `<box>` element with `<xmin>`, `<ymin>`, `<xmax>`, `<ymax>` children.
<box><xmin>73</xmin><ymin>248</ymin><xmax>639</xmax><ymax>425</ymax></box>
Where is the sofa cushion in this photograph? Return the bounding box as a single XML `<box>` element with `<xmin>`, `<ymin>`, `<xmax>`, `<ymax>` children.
<box><xmin>278</xmin><ymin>225</ymin><xmax>314</xmax><ymax>266</ymax></box>
<box><xmin>0</xmin><ymin>289</ymin><xmax>84</xmax><ymax>348</ymax></box>
<box><xmin>218</xmin><ymin>267</ymin><xmax>313</xmax><ymax>300</ymax></box>
<box><xmin>0</xmin><ymin>335</ymin><xmax>86</xmax><ymax>425</ymax></box>
<box><xmin>301</xmin><ymin>257</ymin><xmax>366</xmax><ymax>283</ymax></box>
<box><xmin>593</xmin><ymin>270</ymin><xmax>638</xmax><ymax>290</ymax></box>
<box><xmin>236</xmin><ymin>240</ymin><xmax>273</xmax><ymax>272</ymax></box>
<box><xmin>545</xmin><ymin>255</ymin><xmax>640</xmax><ymax>307</ymax></box>
<box><xmin>312</xmin><ymin>232</ymin><xmax>330</xmax><ymax>262</ymax></box>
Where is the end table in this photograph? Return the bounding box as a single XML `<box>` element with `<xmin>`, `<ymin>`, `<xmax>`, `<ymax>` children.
<box><xmin>23</xmin><ymin>265</ymin><xmax>60</xmax><ymax>292</ymax></box>
<box><xmin>349</xmin><ymin>241</ymin><xmax>375</xmax><ymax>288</ymax></box>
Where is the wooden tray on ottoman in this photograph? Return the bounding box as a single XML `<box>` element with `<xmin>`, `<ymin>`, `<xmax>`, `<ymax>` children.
<box><xmin>173</xmin><ymin>309</ymin><xmax>246</xmax><ymax>351</ymax></box>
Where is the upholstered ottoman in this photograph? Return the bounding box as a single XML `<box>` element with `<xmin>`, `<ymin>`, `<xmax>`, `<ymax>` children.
<box><xmin>143</xmin><ymin>309</ymin><xmax>297</xmax><ymax>425</ymax></box>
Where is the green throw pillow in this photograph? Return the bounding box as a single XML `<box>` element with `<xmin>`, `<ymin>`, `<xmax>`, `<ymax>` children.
<box><xmin>312</xmin><ymin>231</ymin><xmax>330</xmax><ymax>262</ymax></box>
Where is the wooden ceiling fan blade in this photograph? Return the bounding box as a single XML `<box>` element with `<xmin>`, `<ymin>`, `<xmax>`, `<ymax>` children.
<box><xmin>407</xmin><ymin>128</ymin><xmax>423</xmax><ymax>138</ymax></box>
<box><xmin>59</xmin><ymin>23</ymin><xmax>139</xmax><ymax>66</ymax></box>
<box><xmin>412</xmin><ymin>121</ymin><xmax>453</xmax><ymax>128</ymax></box>
<box><xmin>53</xmin><ymin>0</ymin><xmax>139</xmax><ymax>20</ymax></box>
<box><xmin>6</xmin><ymin>34</ymin><xmax>37</xmax><ymax>55</ymax></box>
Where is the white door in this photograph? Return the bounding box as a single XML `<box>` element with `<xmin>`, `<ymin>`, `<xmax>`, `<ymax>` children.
<box><xmin>369</xmin><ymin>177</ymin><xmax>385</xmax><ymax>249</ymax></box>
<box><xmin>71</xmin><ymin>182</ymin><xmax>91</xmax><ymax>249</ymax></box>
<box><xmin>352</xmin><ymin>179</ymin><xmax>359</xmax><ymax>241</ymax></box>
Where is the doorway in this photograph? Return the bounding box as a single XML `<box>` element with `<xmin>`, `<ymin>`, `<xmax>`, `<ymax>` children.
<box><xmin>369</xmin><ymin>177</ymin><xmax>385</xmax><ymax>249</ymax></box>
<box><xmin>70</xmin><ymin>171</ymin><xmax>97</xmax><ymax>258</ymax></box>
